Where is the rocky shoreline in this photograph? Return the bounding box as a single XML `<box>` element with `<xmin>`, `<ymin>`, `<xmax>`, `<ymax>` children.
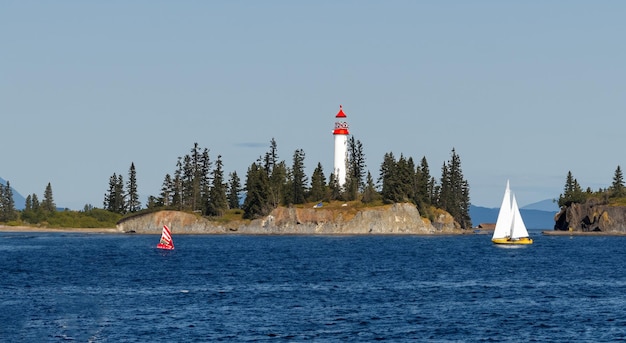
<box><xmin>115</xmin><ymin>203</ymin><xmax>467</xmax><ymax>235</ymax></box>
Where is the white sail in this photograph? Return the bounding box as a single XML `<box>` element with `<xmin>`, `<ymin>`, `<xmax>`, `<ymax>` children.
<box><xmin>510</xmin><ymin>195</ymin><xmax>530</xmax><ymax>239</ymax></box>
<box><xmin>492</xmin><ymin>180</ymin><xmax>512</xmax><ymax>240</ymax></box>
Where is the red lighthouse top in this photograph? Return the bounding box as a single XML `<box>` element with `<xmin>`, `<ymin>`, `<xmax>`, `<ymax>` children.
<box><xmin>335</xmin><ymin>105</ymin><xmax>347</xmax><ymax>118</ymax></box>
<box><xmin>333</xmin><ymin>105</ymin><xmax>349</xmax><ymax>135</ymax></box>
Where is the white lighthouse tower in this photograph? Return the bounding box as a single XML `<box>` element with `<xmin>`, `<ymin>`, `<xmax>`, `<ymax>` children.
<box><xmin>333</xmin><ymin>105</ymin><xmax>349</xmax><ymax>187</ymax></box>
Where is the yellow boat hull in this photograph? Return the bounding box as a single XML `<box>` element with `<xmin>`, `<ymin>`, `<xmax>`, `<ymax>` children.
<box><xmin>492</xmin><ymin>237</ymin><xmax>533</xmax><ymax>245</ymax></box>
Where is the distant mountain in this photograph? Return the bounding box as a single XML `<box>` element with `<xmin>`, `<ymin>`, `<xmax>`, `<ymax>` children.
<box><xmin>470</xmin><ymin>203</ymin><xmax>558</xmax><ymax>230</ymax></box>
<box><xmin>0</xmin><ymin>177</ymin><xmax>26</xmax><ymax>210</ymax></box>
<box><xmin>522</xmin><ymin>199</ymin><xmax>559</xmax><ymax>212</ymax></box>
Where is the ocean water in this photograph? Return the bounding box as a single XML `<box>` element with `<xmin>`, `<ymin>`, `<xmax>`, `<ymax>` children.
<box><xmin>1</xmin><ymin>231</ymin><xmax>625</xmax><ymax>342</ymax></box>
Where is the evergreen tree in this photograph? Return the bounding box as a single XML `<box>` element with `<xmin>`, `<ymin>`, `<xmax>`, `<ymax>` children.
<box><xmin>379</xmin><ymin>152</ymin><xmax>402</xmax><ymax>203</ymax></box>
<box><xmin>227</xmin><ymin>171</ymin><xmax>242</xmax><ymax>209</ymax></box>
<box><xmin>436</xmin><ymin>149</ymin><xmax>471</xmax><ymax>229</ymax></box>
<box><xmin>288</xmin><ymin>149</ymin><xmax>307</xmax><ymax>205</ymax></box>
<box><xmin>126</xmin><ymin>162</ymin><xmax>141</xmax><ymax>212</ymax></box>
<box><xmin>41</xmin><ymin>182</ymin><xmax>56</xmax><ymax>213</ymax></box>
<box><xmin>159</xmin><ymin>174</ymin><xmax>174</xmax><ymax>207</ymax></box>
<box><xmin>558</xmin><ymin>171</ymin><xmax>586</xmax><ymax>206</ymax></box>
<box><xmin>181</xmin><ymin>154</ymin><xmax>194</xmax><ymax>210</ymax></box>
<box><xmin>345</xmin><ymin>137</ymin><xmax>366</xmax><ymax>201</ymax></box>
<box><xmin>116</xmin><ymin>175</ymin><xmax>126</xmax><ymax>213</ymax></box>
<box><xmin>243</xmin><ymin>162</ymin><xmax>272</xmax><ymax>219</ymax></box>
<box><xmin>0</xmin><ymin>181</ymin><xmax>18</xmax><ymax>222</ymax></box>
<box><xmin>308</xmin><ymin>162</ymin><xmax>327</xmax><ymax>202</ymax></box>
<box><xmin>610</xmin><ymin>165</ymin><xmax>625</xmax><ymax>198</ymax></box>
<box><xmin>415</xmin><ymin>156</ymin><xmax>433</xmax><ymax>212</ymax></box>
<box><xmin>32</xmin><ymin>193</ymin><xmax>40</xmax><ymax>211</ymax></box>
<box><xmin>104</xmin><ymin>173</ymin><xmax>117</xmax><ymax>211</ymax></box>
<box><xmin>269</xmin><ymin>161</ymin><xmax>287</xmax><ymax>207</ymax></box>
<box><xmin>206</xmin><ymin>155</ymin><xmax>228</xmax><ymax>216</ymax></box>
<box><xmin>264</xmin><ymin>139</ymin><xmax>286</xmax><ymax>208</ymax></box>
<box><xmin>328</xmin><ymin>173</ymin><xmax>342</xmax><ymax>201</ymax></box>
<box><xmin>172</xmin><ymin>160</ymin><xmax>184</xmax><ymax>210</ymax></box>
<box><xmin>263</xmin><ymin>138</ymin><xmax>279</xmax><ymax>174</ymax></box>
<box><xmin>199</xmin><ymin>148</ymin><xmax>212</xmax><ymax>211</ymax></box>
<box><xmin>361</xmin><ymin>171</ymin><xmax>380</xmax><ymax>203</ymax></box>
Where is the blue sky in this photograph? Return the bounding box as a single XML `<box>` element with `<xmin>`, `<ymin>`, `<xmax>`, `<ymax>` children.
<box><xmin>2</xmin><ymin>1</ymin><xmax>625</xmax><ymax>210</ymax></box>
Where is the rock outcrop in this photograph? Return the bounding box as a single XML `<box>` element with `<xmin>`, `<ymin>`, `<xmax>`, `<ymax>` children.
<box><xmin>554</xmin><ymin>199</ymin><xmax>626</xmax><ymax>233</ymax></box>
<box><xmin>117</xmin><ymin>203</ymin><xmax>464</xmax><ymax>235</ymax></box>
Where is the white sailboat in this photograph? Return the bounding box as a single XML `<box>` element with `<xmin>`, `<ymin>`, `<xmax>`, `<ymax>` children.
<box><xmin>492</xmin><ymin>180</ymin><xmax>533</xmax><ymax>245</ymax></box>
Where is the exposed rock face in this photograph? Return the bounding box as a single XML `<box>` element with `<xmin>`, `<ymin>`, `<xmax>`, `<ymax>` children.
<box><xmin>117</xmin><ymin>203</ymin><xmax>463</xmax><ymax>235</ymax></box>
<box><xmin>554</xmin><ymin>199</ymin><xmax>626</xmax><ymax>233</ymax></box>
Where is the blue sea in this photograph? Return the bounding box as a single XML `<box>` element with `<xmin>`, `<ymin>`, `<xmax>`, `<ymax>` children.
<box><xmin>1</xmin><ymin>231</ymin><xmax>625</xmax><ymax>342</ymax></box>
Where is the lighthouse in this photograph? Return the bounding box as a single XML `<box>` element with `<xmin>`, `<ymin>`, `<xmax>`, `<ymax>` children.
<box><xmin>333</xmin><ymin>105</ymin><xmax>349</xmax><ymax>187</ymax></box>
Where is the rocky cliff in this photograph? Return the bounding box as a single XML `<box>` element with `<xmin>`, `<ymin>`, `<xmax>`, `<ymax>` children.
<box><xmin>554</xmin><ymin>199</ymin><xmax>626</xmax><ymax>233</ymax></box>
<box><xmin>117</xmin><ymin>203</ymin><xmax>464</xmax><ymax>235</ymax></box>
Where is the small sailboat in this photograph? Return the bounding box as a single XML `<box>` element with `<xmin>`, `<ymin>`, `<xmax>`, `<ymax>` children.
<box><xmin>492</xmin><ymin>180</ymin><xmax>533</xmax><ymax>245</ymax></box>
<box><xmin>157</xmin><ymin>225</ymin><xmax>175</xmax><ymax>250</ymax></box>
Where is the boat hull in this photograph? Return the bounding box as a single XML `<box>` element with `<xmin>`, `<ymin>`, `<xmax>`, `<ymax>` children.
<box><xmin>157</xmin><ymin>243</ymin><xmax>174</xmax><ymax>250</ymax></box>
<box><xmin>492</xmin><ymin>237</ymin><xmax>533</xmax><ymax>245</ymax></box>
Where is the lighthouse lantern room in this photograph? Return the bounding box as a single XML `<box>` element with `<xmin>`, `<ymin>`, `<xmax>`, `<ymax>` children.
<box><xmin>333</xmin><ymin>105</ymin><xmax>349</xmax><ymax>187</ymax></box>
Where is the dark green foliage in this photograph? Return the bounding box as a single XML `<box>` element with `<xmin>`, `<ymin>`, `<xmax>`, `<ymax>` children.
<box><xmin>127</xmin><ymin>162</ymin><xmax>141</xmax><ymax>212</ymax></box>
<box><xmin>610</xmin><ymin>165</ymin><xmax>625</xmax><ymax>198</ymax></box>
<box><xmin>21</xmin><ymin>193</ymin><xmax>43</xmax><ymax>224</ymax></box>
<box><xmin>328</xmin><ymin>173</ymin><xmax>342</xmax><ymax>201</ymax></box>
<box><xmin>206</xmin><ymin>155</ymin><xmax>228</xmax><ymax>216</ymax></box>
<box><xmin>42</xmin><ymin>182</ymin><xmax>56</xmax><ymax>213</ymax></box>
<box><xmin>243</xmin><ymin>162</ymin><xmax>272</xmax><ymax>219</ymax></box>
<box><xmin>379</xmin><ymin>152</ymin><xmax>404</xmax><ymax>203</ymax></box>
<box><xmin>361</xmin><ymin>171</ymin><xmax>380</xmax><ymax>203</ymax></box>
<box><xmin>0</xmin><ymin>181</ymin><xmax>18</xmax><ymax>222</ymax></box>
<box><xmin>45</xmin><ymin>208</ymin><xmax>121</xmax><ymax>228</ymax></box>
<box><xmin>286</xmin><ymin>149</ymin><xmax>307</xmax><ymax>205</ymax></box>
<box><xmin>344</xmin><ymin>137</ymin><xmax>366</xmax><ymax>201</ymax></box>
<box><xmin>103</xmin><ymin>173</ymin><xmax>125</xmax><ymax>214</ymax></box>
<box><xmin>227</xmin><ymin>171</ymin><xmax>242</xmax><ymax>209</ymax></box>
<box><xmin>414</xmin><ymin>156</ymin><xmax>433</xmax><ymax>213</ymax></box>
<box><xmin>308</xmin><ymin>162</ymin><xmax>327</xmax><ymax>202</ymax></box>
<box><xmin>436</xmin><ymin>149</ymin><xmax>471</xmax><ymax>229</ymax></box>
<box><xmin>558</xmin><ymin>171</ymin><xmax>586</xmax><ymax>207</ymax></box>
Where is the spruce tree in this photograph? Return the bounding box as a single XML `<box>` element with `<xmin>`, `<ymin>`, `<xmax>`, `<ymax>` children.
<box><xmin>206</xmin><ymin>155</ymin><xmax>228</xmax><ymax>216</ymax></box>
<box><xmin>159</xmin><ymin>174</ymin><xmax>173</xmax><ymax>207</ymax></box>
<box><xmin>0</xmin><ymin>181</ymin><xmax>18</xmax><ymax>222</ymax></box>
<box><xmin>104</xmin><ymin>173</ymin><xmax>118</xmax><ymax>211</ymax></box>
<box><xmin>558</xmin><ymin>171</ymin><xmax>585</xmax><ymax>206</ymax></box>
<box><xmin>610</xmin><ymin>165</ymin><xmax>625</xmax><ymax>198</ymax></box>
<box><xmin>126</xmin><ymin>162</ymin><xmax>141</xmax><ymax>212</ymax></box>
<box><xmin>328</xmin><ymin>173</ymin><xmax>342</xmax><ymax>201</ymax></box>
<box><xmin>115</xmin><ymin>175</ymin><xmax>125</xmax><ymax>213</ymax></box>
<box><xmin>243</xmin><ymin>162</ymin><xmax>272</xmax><ymax>219</ymax></box>
<box><xmin>437</xmin><ymin>149</ymin><xmax>471</xmax><ymax>229</ymax></box>
<box><xmin>264</xmin><ymin>139</ymin><xmax>286</xmax><ymax>208</ymax></box>
<box><xmin>345</xmin><ymin>137</ymin><xmax>366</xmax><ymax>201</ymax></box>
<box><xmin>227</xmin><ymin>171</ymin><xmax>242</xmax><ymax>210</ymax></box>
<box><xmin>288</xmin><ymin>149</ymin><xmax>307</xmax><ymax>205</ymax></box>
<box><xmin>379</xmin><ymin>152</ymin><xmax>401</xmax><ymax>203</ymax></box>
<box><xmin>42</xmin><ymin>182</ymin><xmax>56</xmax><ymax>213</ymax></box>
<box><xmin>361</xmin><ymin>171</ymin><xmax>380</xmax><ymax>204</ymax></box>
<box><xmin>308</xmin><ymin>162</ymin><xmax>327</xmax><ymax>202</ymax></box>
<box><xmin>415</xmin><ymin>156</ymin><xmax>432</xmax><ymax>212</ymax></box>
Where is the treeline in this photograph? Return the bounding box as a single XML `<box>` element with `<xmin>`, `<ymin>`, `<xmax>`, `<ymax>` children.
<box><xmin>0</xmin><ymin>181</ymin><xmax>120</xmax><ymax>228</ymax></box>
<box><xmin>111</xmin><ymin>139</ymin><xmax>472</xmax><ymax>229</ymax></box>
<box><xmin>558</xmin><ymin>165</ymin><xmax>626</xmax><ymax>207</ymax></box>
<box><xmin>0</xmin><ymin>138</ymin><xmax>473</xmax><ymax>230</ymax></box>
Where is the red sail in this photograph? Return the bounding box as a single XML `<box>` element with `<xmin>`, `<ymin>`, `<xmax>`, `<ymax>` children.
<box><xmin>156</xmin><ymin>225</ymin><xmax>175</xmax><ymax>250</ymax></box>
